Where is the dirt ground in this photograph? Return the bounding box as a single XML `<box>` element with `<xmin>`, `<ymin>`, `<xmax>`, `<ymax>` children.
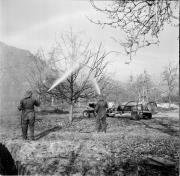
<box><xmin>0</xmin><ymin>108</ymin><xmax>179</xmax><ymax>175</ymax></box>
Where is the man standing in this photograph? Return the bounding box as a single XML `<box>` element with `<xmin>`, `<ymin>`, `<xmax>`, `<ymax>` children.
<box><xmin>18</xmin><ymin>90</ymin><xmax>40</xmax><ymax>140</ymax></box>
<box><xmin>94</xmin><ymin>94</ymin><xmax>108</xmax><ymax>133</ymax></box>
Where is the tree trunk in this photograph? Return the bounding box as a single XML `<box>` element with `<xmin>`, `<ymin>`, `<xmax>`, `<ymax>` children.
<box><xmin>168</xmin><ymin>93</ymin><xmax>171</xmax><ymax>109</ymax></box>
<box><xmin>51</xmin><ymin>97</ymin><xmax>54</xmax><ymax>106</ymax></box>
<box><xmin>69</xmin><ymin>104</ymin><xmax>74</xmax><ymax>122</ymax></box>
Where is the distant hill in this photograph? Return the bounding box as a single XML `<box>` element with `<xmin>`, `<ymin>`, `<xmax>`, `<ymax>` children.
<box><xmin>0</xmin><ymin>42</ymin><xmax>37</xmax><ymax>116</ymax></box>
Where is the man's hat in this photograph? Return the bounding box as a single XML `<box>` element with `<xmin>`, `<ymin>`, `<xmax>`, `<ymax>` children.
<box><xmin>24</xmin><ymin>90</ymin><xmax>32</xmax><ymax>98</ymax></box>
<box><xmin>98</xmin><ymin>94</ymin><xmax>105</xmax><ymax>100</ymax></box>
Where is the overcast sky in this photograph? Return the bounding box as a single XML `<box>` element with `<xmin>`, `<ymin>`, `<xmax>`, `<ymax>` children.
<box><xmin>0</xmin><ymin>0</ymin><xmax>179</xmax><ymax>82</ymax></box>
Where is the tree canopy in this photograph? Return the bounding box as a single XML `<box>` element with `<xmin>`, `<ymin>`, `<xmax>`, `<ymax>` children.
<box><xmin>89</xmin><ymin>0</ymin><xmax>179</xmax><ymax>61</ymax></box>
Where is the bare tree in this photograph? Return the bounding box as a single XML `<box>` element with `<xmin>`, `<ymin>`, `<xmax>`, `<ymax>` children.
<box><xmin>162</xmin><ymin>62</ymin><xmax>178</xmax><ymax>108</ymax></box>
<box><xmin>27</xmin><ymin>31</ymin><xmax>108</xmax><ymax>122</ymax></box>
<box><xmin>25</xmin><ymin>50</ymin><xmax>56</xmax><ymax>105</ymax></box>
<box><xmin>89</xmin><ymin>0</ymin><xmax>179</xmax><ymax>61</ymax></box>
<box><xmin>128</xmin><ymin>70</ymin><xmax>154</xmax><ymax>102</ymax></box>
<box><xmin>102</xmin><ymin>77</ymin><xmax>129</xmax><ymax>103</ymax></box>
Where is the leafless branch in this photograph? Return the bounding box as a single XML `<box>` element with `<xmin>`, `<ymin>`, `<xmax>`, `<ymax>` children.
<box><xmin>89</xmin><ymin>0</ymin><xmax>179</xmax><ymax>60</ymax></box>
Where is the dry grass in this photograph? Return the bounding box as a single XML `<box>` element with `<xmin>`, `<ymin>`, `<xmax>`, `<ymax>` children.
<box><xmin>0</xmin><ymin>109</ymin><xmax>179</xmax><ymax>175</ymax></box>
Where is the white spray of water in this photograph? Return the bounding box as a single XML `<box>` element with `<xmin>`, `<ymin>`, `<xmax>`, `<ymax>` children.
<box><xmin>90</xmin><ymin>76</ymin><xmax>101</xmax><ymax>95</ymax></box>
<box><xmin>48</xmin><ymin>59</ymin><xmax>101</xmax><ymax>95</ymax></box>
<box><xmin>79</xmin><ymin>63</ymin><xmax>101</xmax><ymax>95</ymax></box>
<box><xmin>48</xmin><ymin>63</ymin><xmax>80</xmax><ymax>92</ymax></box>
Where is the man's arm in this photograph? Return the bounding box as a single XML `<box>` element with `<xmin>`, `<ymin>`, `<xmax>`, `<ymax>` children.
<box><xmin>18</xmin><ymin>100</ymin><xmax>23</xmax><ymax>111</ymax></box>
<box><xmin>105</xmin><ymin>102</ymin><xmax>108</xmax><ymax>109</ymax></box>
<box><xmin>34</xmin><ymin>99</ymin><xmax>40</xmax><ymax>107</ymax></box>
<box><xmin>94</xmin><ymin>103</ymin><xmax>99</xmax><ymax>113</ymax></box>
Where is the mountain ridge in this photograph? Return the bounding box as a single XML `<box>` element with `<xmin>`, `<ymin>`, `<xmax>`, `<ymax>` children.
<box><xmin>0</xmin><ymin>41</ymin><xmax>37</xmax><ymax>115</ymax></box>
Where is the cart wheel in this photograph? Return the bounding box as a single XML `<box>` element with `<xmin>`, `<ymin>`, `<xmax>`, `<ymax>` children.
<box><xmin>83</xmin><ymin>110</ymin><xmax>90</xmax><ymax>118</ymax></box>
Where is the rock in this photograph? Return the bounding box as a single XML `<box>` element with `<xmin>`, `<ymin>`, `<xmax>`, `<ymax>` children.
<box><xmin>0</xmin><ymin>143</ymin><xmax>18</xmax><ymax>175</ymax></box>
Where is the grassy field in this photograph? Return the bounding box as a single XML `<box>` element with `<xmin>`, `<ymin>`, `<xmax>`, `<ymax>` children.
<box><xmin>0</xmin><ymin>108</ymin><xmax>179</xmax><ymax>175</ymax></box>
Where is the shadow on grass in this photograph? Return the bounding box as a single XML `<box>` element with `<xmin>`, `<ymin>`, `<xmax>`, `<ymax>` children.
<box><xmin>140</xmin><ymin>120</ymin><xmax>178</xmax><ymax>137</ymax></box>
<box><xmin>35</xmin><ymin>126</ymin><xmax>62</xmax><ymax>140</ymax></box>
<box><xmin>37</xmin><ymin>109</ymin><xmax>69</xmax><ymax>115</ymax></box>
<box><xmin>113</xmin><ymin>116</ymin><xmax>178</xmax><ymax>137</ymax></box>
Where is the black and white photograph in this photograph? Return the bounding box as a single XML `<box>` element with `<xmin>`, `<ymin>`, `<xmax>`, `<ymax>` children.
<box><xmin>0</xmin><ymin>0</ymin><xmax>179</xmax><ymax>175</ymax></box>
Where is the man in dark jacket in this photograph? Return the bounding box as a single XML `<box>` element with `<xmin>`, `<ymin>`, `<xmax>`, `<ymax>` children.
<box><xmin>94</xmin><ymin>94</ymin><xmax>108</xmax><ymax>133</ymax></box>
<box><xmin>18</xmin><ymin>90</ymin><xmax>40</xmax><ymax>140</ymax></box>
